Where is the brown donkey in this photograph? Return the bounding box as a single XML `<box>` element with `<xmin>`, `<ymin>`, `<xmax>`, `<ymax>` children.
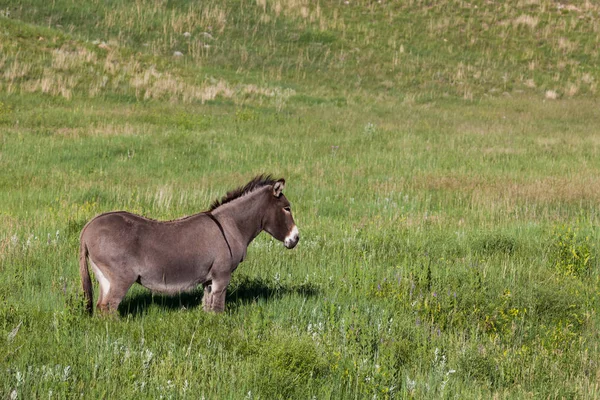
<box><xmin>79</xmin><ymin>175</ymin><xmax>299</xmax><ymax>314</ymax></box>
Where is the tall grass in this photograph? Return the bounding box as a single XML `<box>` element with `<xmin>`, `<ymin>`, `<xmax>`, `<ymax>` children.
<box><xmin>2</xmin><ymin>0</ymin><xmax>600</xmax><ymax>398</ymax></box>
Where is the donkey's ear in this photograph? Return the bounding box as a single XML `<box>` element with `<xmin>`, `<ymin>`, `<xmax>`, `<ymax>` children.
<box><xmin>273</xmin><ymin>179</ymin><xmax>285</xmax><ymax>197</ymax></box>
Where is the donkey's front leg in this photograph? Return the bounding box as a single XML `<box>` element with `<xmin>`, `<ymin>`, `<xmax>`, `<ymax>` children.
<box><xmin>205</xmin><ymin>275</ymin><xmax>231</xmax><ymax>313</ymax></box>
<box><xmin>202</xmin><ymin>281</ymin><xmax>212</xmax><ymax>312</ymax></box>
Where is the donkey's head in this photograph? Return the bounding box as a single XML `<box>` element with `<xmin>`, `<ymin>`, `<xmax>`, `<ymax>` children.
<box><xmin>263</xmin><ymin>179</ymin><xmax>299</xmax><ymax>249</ymax></box>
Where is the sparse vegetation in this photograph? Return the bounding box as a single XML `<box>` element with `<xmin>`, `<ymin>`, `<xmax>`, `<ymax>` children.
<box><xmin>1</xmin><ymin>0</ymin><xmax>600</xmax><ymax>398</ymax></box>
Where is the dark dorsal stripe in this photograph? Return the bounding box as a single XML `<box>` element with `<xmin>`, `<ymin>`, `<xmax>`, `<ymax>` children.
<box><xmin>205</xmin><ymin>212</ymin><xmax>233</xmax><ymax>260</ymax></box>
<box><xmin>209</xmin><ymin>174</ymin><xmax>278</xmax><ymax>211</ymax></box>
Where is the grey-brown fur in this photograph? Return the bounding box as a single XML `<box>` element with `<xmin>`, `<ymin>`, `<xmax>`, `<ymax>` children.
<box><xmin>79</xmin><ymin>175</ymin><xmax>299</xmax><ymax>314</ymax></box>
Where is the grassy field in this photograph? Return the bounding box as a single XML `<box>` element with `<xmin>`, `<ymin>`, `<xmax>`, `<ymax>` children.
<box><xmin>2</xmin><ymin>0</ymin><xmax>600</xmax><ymax>398</ymax></box>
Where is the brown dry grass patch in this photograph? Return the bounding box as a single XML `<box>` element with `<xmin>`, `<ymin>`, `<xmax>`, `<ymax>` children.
<box><xmin>415</xmin><ymin>173</ymin><xmax>600</xmax><ymax>205</ymax></box>
<box><xmin>55</xmin><ymin>123</ymin><xmax>146</xmax><ymax>138</ymax></box>
<box><xmin>0</xmin><ymin>214</ymin><xmax>19</xmax><ymax>259</ymax></box>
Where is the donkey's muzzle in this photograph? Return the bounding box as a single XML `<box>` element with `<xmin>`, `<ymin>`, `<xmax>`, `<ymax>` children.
<box><xmin>284</xmin><ymin>226</ymin><xmax>299</xmax><ymax>249</ymax></box>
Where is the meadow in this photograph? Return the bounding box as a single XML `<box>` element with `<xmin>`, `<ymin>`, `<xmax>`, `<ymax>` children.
<box><xmin>1</xmin><ymin>0</ymin><xmax>600</xmax><ymax>398</ymax></box>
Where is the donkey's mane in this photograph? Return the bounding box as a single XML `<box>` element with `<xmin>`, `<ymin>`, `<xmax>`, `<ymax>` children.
<box><xmin>210</xmin><ymin>174</ymin><xmax>279</xmax><ymax>211</ymax></box>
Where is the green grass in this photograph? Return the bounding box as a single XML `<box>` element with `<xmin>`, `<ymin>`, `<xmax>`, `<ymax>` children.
<box><xmin>2</xmin><ymin>0</ymin><xmax>600</xmax><ymax>398</ymax></box>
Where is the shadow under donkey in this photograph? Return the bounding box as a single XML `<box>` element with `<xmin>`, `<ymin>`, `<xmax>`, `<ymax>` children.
<box><xmin>118</xmin><ymin>275</ymin><xmax>319</xmax><ymax>317</ymax></box>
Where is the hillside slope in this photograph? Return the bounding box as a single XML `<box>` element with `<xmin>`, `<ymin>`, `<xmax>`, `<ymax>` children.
<box><xmin>2</xmin><ymin>0</ymin><xmax>600</xmax><ymax>103</ymax></box>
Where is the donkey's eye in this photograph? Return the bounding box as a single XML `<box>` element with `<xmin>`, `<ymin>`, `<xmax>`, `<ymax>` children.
<box><xmin>284</xmin><ymin>206</ymin><xmax>291</xmax><ymax>212</ymax></box>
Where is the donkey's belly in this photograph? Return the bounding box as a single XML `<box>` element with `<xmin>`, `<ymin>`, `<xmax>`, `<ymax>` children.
<box><xmin>136</xmin><ymin>263</ymin><xmax>208</xmax><ymax>295</ymax></box>
<box><xmin>138</xmin><ymin>275</ymin><xmax>204</xmax><ymax>295</ymax></box>
<box><xmin>140</xmin><ymin>280</ymin><xmax>201</xmax><ymax>295</ymax></box>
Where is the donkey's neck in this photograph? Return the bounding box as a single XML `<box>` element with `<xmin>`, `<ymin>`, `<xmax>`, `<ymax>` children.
<box><xmin>211</xmin><ymin>190</ymin><xmax>266</xmax><ymax>246</ymax></box>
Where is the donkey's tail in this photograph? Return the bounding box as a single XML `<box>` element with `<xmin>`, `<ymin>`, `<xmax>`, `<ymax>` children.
<box><xmin>79</xmin><ymin>240</ymin><xmax>93</xmax><ymax>315</ymax></box>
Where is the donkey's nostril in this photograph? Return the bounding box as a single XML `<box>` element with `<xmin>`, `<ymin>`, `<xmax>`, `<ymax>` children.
<box><xmin>285</xmin><ymin>237</ymin><xmax>299</xmax><ymax>249</ymax></box>
<box><xmin>284</xmin><ymin>226</ymin><xmax>299</xmax><ymax>249</ymax></box>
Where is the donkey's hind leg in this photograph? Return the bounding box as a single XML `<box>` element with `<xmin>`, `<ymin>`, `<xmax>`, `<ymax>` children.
<box><xmin>92</xmin><ymin>260</ymin><xmax>135</xmax><ymax>315</ymax></box>
<box><xmin>102</xmin><ymin>278</ymin><xmax>136</xmax><ymax>314</ymax></box>
<box><xmin>90</xmin><ymin>258</ymin><xmax>110</xmax><ymax>313</ymax></box>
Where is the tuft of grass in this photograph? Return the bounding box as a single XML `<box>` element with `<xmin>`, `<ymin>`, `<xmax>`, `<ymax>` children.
<box><xmin>473</xmin><ymin>231</ymin><xmax>518</xmax><ymax>256</ymax></box>
<box><xmin>254</xmin><ymin>333</ymin><xmax>330</xmax><ymax>399</ymax></box>
<box><xmin>549</xmin><ymin>225</ymin><xmax>595</xmax><ymax>277</ymax></box>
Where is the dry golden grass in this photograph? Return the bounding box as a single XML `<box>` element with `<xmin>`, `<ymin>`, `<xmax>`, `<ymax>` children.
<box><xmin>557</xmin><ymin>37</ymin><xmax>578</xmax><ymax>54</ymax></box>
<box><xmin>565</xmin><ymin>83</ymin><xmax>580</xmax><ymax>97</ymax></box>
<box><xmin>513</xmin><ymin>15</ymin><xmax>539</xmax><ymax>29</ymax></box>
<box><xmin>545</xmin><ymin>90</ymin><xmax>559</xmax><ymax>100</ymax></box>
<box><xmin>51</xmin><ymin>46</ymin><xmax>97</xmax><ymax>70</ymax></box>
<box><xmin>55</xmin><ymin>123</ymin><xmax>146</xmax><ymax>138</ymax></box>
<box><xmin>0</xmin><ymin>38</ymin><xmax>295</xmax><ymax>106</ymax></box>
<box><xmin>0</xmin><ymin>214</ymin><xmax>18</xmax><ymax>259</ymax></box>
<box><xmin>22</xmin><ymin>70</ymin><xmax>78</xmax><ymax>99</ymax></box>
<box><xmin>254</xmin><ymin>0</ymin><xmax>343</xmax><ymax>31</ymax></box>
<box><xmin>2</xmin><ymin>57</ymin><xmax>31</xmax><ymax>83</ymax></box>
<box><xmin>413</xmin><ymin>173</ymin><xmax>600</xmax><ymax>206</ymax></box>
<box><xmin>102</xmin><ymin>1</ymin><xmax>229</xmax><ymax>36</ymax></box>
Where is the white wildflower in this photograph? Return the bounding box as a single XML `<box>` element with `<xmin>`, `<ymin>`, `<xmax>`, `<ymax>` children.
<box><xmin>406</xmin><ymin>376</ymin><xmax>416</xmax><ymax>392</ymax></box>
<box><xmin>142</xmin><ymin>349</ymin><xmax>154</xmax><ymax>369</ymax></box>
<box><xmin>62</xmin><ymin>366</ymin><xmax>71</xmax><ymax>382</ymax></box>
<box><xmin>15</xmin><ymin>371</ymin><xmax>24</xmax><ymax>386</ymax></box>
<box><xmin>8</xmin><ymin>321</ymin><xmax>22</xmax><ymax>342</ymax></box>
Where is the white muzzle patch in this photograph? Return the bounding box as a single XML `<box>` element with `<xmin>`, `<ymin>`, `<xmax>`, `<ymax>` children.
<box><xmin>284</xmin><ymin>225</ymin><xmax>299</xmax><ymax>249</ymax></box>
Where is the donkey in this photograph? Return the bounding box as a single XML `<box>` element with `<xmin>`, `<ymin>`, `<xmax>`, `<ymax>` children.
<box><xmin>79</xmin><ymin>175</ymin><xmax>299</xmax><ymax>314</ymax></box>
